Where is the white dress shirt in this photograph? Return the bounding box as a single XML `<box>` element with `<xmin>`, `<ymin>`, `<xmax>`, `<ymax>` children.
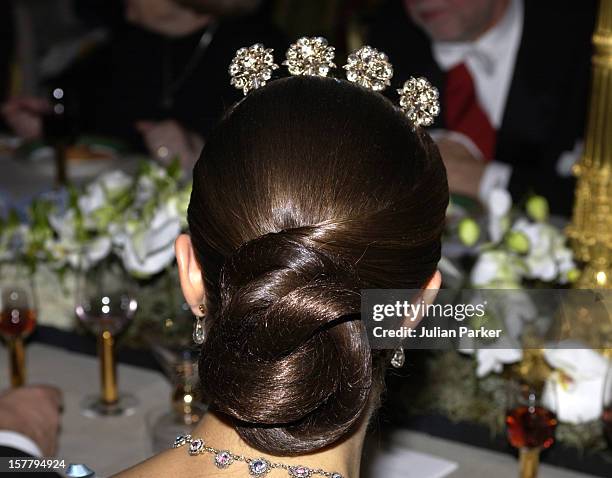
<box><xmin>430</xmin><ymin>0</ymin><xmax>524</xmax><ymax>201</ymax></box>
<box><xmin>0</xmin><ymin>429</ymin><xmax>43</xmax><ymax>456</ymax></box>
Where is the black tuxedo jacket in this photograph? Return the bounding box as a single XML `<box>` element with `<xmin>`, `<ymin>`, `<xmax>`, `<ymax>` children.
<box><xmin>0</xmin><ymin>1</ymin><xmax>13</xmax><ymax>109</ymax></box>
<box><xmin>0</xmin><ymin>445</ymin><xmax>61</xmax><ymax>477</ymax></box>
<box><xmin>369</xmin><ymin>1</ymin><xmax>597</xmax><ymax>215</ymax></box>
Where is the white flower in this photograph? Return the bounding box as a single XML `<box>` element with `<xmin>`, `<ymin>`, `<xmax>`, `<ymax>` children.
<box><xmin>0</xmin><ymin>224</ymin><xmax>26</xmax><ymax>261</ymax></box>
<box><xmin>46</xmin><ymin>232</ymin><xmax>111</xmax><ymax>270</ymax></box>
<box><xmin>80</xmin><ymin>170</ymin><xmax>131</xmax><ymax>212</ymax></box>
<box><xmin>48</xmin><ymin>209</ymin><xmax>76</xmax><ymax>239</ymax></box>
<box><xmin>76</xmin><ymin>170</ymin><xmax>133</xmax><ymax>229</ymax></box>
<box><xmin>80</xmin><ymin>236</ymin><xmax>112</xmax><ymax>268</ymax></box>
<box><xmin>475</xmin><ymin>346</ymin><xmax>523</xmax><ymax>378</ymax></box>
<box><xmin>491</xmin><ymin>289</ymin><xmax>537</xmax><ymax>339</ymax></box>
<box><xmin>487</xmin><ymin>188</ymin><xmax>512</xmax><ymax>217</ymax></box>
<box><xmin>461</xmin><ymin>335</ymin><xmax>523</xmax><ymax>378</ymax></box>
<box><xmin>470</xmin><ymin>250</ymin><xmax>522</xmax><ymax>288</ymax></box>
<box><xmin>134</xmin><ymin>175</ymin><xmax>157</xmax><ymax>207</ymax></box>
<box><xmin>95</xmin><ymin>170</ymin><xmax>133</xmax><ymax>196</ymax></box>
<box><xmin>165</xmin><ymin>185</ymin><xmax>191</xmax><ymax>228</ymax></box>
<box><xmin>511</xmin><ymin>219</ymin><xmax>575</xmax><ymax>283</ymax></box>
<box><xmin>78</xmin><ymin>182</ymin><xmax>106</xmax><ymax>217</ymax></box>
<box><xmin>551</xmin><ymin>235</ymin><xmax>576</xmax><ymax>284</ymax></box>
<box><xmin>544</xmin><ymin>344</ymin><xmax>608</xmax><ymax>382</ymax></box>
<box><xmin>543</xmin><ymin>345</ymin><xmax>609</xmax><ymax>424</ymax></box>
<box><xmin>47</xmin><ymin>207</ymin><xmax>113</xmax><ymax>269</ymax></box>
<box><xmin>120</xmin><ymin>206</ymin><xmax>181</xmax><ymax>277</ymax></box>
<box><xmin>486</xmin><ymin>188</ymin><xmax>512</xmax><ymax>242</ymax></box>
<box><xmin>0</xmin><ymin>161</ymin><xmax>191</xmax><ymax>281</ymax></box>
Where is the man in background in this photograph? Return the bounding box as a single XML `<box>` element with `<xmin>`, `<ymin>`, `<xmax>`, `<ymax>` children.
<box><xmin>0</xmin><ymin>386</ymin><xmax>62</xmax><ymax>468</ymax></box>
<box><xmin>2</xmin><ymin>0</ymin><xmax>284</xmax><ymax>169</ymax></box>
<box><xmin>0</xmin><ymin>2</ymin><xmax>14</xmax><ymax>110</ymax></box>
<box><xmin>370</xmin><ymin>0</ymin><xmax>596</xmax><ymax>215</ymax></box>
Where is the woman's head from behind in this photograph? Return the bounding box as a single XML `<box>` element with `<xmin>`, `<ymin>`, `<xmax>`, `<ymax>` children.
<box><xmin>176</xmin><ymin>76</ymin><xmax>448</xmax><ymax>455</ymax></box>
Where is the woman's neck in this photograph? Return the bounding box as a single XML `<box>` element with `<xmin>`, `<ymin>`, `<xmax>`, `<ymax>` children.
<box><xmin>114</xmin><ymin>410</ymin><xmax>367</xmax><ymax>478</ymax></box>
<box><xmin>178</xmin><ymin>410</ymin><xmax>365</xmax><ymax>477</ymax></box>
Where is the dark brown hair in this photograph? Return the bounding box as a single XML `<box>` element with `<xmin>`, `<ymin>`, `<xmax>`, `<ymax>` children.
<box><xmin>187</xmin><ymin>76</ymin><xmax>448</xmax><ymax>455</ymax></box>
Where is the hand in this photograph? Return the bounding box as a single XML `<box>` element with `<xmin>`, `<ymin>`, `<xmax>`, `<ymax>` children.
<box><xmin>0</xmin><ymin>385</ymin><xmax>63</xmax><ymax>456</ymax></box>
<box><xmin>136</xmin><ymin>119</ymin><xmax>204</xmax><ymax>170</ymax></box>
<box><xmin>1</xmin><ymin>96</ymin><xmax>50</xmax><ymax>140</ymax></box>
<box><xmin>436</xmin><ymin>136</ymin><xmax>486</xmax><ymax>197</ymax></box>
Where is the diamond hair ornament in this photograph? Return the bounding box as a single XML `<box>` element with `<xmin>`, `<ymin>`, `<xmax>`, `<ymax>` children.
<box><xmin>343</xmin><ymin>45</ymin><xmax>393</xmax><ymax>92</ymax></box>
<box><xmin>284</xmin><ymin>37</ymin><xmax>336</xmax><ymax>77</ymax></box>
<box><xmin>397</xmin><ymin>77</ymin><xmax>440</xmax><ymax>127</ymax></box>
<box><xmin>229</xmin><ymin>43</ymin><xmax>279</xmax><ymax>95</ymax></box>
<box><xmin>228</xmin><ymin>41</ymin><xmax>440</xmax><ymax>128</ymax></box>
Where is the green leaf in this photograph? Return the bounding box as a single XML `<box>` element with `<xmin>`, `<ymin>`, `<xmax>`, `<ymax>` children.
<box><xmin>166</xmin><ymin>157</ymin><xmax>182</xmax><ymax>181</ymax></box>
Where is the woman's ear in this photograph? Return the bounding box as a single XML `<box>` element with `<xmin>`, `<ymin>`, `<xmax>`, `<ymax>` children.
<box><xmin>402</xmin><ymin>270</ymin><xmax>442</xmax><ymax>328</ymax></box>
<box><xmin>418</xmin><ymin>269</ymin><xmax>442</xmax><ymax>315</ymax></box>
<box><xmin>175</xmin><ymin>234</ymin><xmax>206</xmax><ymax>315</ymax></box>
<box><xmin>425</xmin><ymin>270</ymin><xmax>442</xmax><ymax>291</ymax></box>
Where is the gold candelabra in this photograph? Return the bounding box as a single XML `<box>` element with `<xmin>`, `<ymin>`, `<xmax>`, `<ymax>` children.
<box><xmin>567</xmin><ymin>0</ymin><xmax>612</xmax><ymax>288</ymax></box>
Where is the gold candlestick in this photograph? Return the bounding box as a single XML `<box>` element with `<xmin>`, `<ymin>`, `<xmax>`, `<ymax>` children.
<box><xmin>99</xmin><ymin>330</ymin><xmax>118</xmax><ymax>404</ymax></box>
<box><xmin>567</xmin><ymin>0</ymin><xmax>612</xmax><ymax>288</ymax></box>
<box><xmin>9</xmin><ymin>337</ymin><xmax>26</xmax><ymax>388</ymax></box>
<box><xmin>519</xmin><ymin>448</ymin><xmax>540</xmax><ymax>478</ymax></box>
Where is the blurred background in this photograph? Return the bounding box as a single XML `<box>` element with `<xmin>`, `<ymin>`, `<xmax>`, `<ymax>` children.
<box><xmin>1</xmin><ymin>1</ymin><xmax>611</xmax><ymax>478</ymax></box>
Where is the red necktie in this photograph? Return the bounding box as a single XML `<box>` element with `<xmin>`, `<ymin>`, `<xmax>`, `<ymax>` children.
<box><xmin>444</xmin><ymin>63</ymin><xmax>496</xmax><ymax>161</ymax></box>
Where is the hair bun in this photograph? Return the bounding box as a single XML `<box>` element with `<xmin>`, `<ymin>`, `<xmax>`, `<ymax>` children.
<box><xmin>199</xmin><ymin>230</ymin><xmax>372</xmax><ymax>454</ymax></box>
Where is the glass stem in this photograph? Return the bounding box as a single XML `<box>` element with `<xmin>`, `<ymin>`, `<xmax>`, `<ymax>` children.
<box><xmin>519</xmin><ymin>447</ymin><xmax>540</xmax><ymax>478</ymax></box>
<box><xmin>9</xmin><ymin>337</ymin><xmax>26</xmax><ymax>387</ymax></box>
<box><xmin>54</xmin><ymin>144</ymin><xmax>67</xmax><ymax>187</ymax></box>
<box><xmin>99</xmin><ymin>331</ymin><xmax>118</xmax><ymax>404</ymax></box>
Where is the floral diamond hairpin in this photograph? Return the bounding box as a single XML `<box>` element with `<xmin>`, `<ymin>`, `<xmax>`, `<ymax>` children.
<box><xmin>284</xmin><ymin>37</ymin><xmax>336</xmax><ymax>77</ymax></box>
<box><xmin>343</xmin><ymin>45</ymin><xmax>393</xmax><ymax>92</ymax></box>
<box><xmin>229</xmin><ymin>43</ymin><xmax>278</xmax><ymax>95</ymax></box>
<box><xmin>397</xmin><ymin>77</ymin><xmax>440</xmax><ymax>127</ymax></box>
<box><xmin>228</xmin><ymin>37</ymin><xmax>440</xmax><ymax>128</ymax></box>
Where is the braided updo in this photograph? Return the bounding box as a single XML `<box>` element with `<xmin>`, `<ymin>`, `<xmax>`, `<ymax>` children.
<box><xmin>187</xmin><ymin>76</ymin><xmax>448</xmax><ymax>454</ymax></box>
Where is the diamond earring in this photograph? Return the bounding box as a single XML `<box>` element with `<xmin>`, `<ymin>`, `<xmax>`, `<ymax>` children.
<box><xmin>390</xmin><ymin>346</ymin><xmax>405</xmax><ymax>368</ymax></box>
<box><xmin>193</xmin><ymin>304</ymin><xmax>206</xmax><ymax>345</ymax></box>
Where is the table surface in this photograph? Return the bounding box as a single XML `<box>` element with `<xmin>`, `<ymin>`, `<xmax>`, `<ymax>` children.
<box><xmin>0</xmin><ymin>151</ymin><xmax>140</xmax><ymax>212</ymax></box>
<box><xmin>0</xmin><ymin>343</ymin><xmax>601</xmax><ymax>478</ymax></box>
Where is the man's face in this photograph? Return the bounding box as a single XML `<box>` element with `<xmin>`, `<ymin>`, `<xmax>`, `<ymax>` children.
<box><xmin>124</xmin><ymin>0</ymin><xmax>179</xmax><ymax>31</ymax></box>
<box><xmin>404</xmin><ymin>0</ymin><xmax>503</xmax><ymax>42</ymax></box>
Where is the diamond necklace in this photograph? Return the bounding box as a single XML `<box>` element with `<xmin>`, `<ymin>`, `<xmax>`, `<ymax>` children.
<box><xmin>173</xmin><ymin>434</ymin><xmax>344</xmax><ymax>478</ymax></box>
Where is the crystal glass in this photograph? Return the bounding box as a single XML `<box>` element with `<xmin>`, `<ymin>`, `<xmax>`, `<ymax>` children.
<box><xmin>506</xmin><ymin>379</ymin><xmax>558</xmax><ymax>478</ymax></box>
<box><xmin>145</xmin><ymin>301</ymin><xmax>207</xmax><ymax>452</ymax></box>
<box><xmin>603</xmin><ymin>359</ymin><xmax>612</xmax><ymax>448</ymax></box>
<box><xmin>147</xmin><ymin>400</ymin><xmax>207</xmax><ymax>453</ymax></box>
<box><xmin>75</xmin><ymin>259</ymin><xmax>138</xmax><ymax>417</ymax></box>
<box><xmin>0</xmin><ymin>264</ymin><xmax>37</xmax><ymax>387</ymax></box>
<box><xmin>42</xmin><ymin>84</ymin><xmax>78</xmax><ymax>186</ymax></box>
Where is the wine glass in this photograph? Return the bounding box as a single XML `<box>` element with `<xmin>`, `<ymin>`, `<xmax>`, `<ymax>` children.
<box><xmin>603</xmin><ymin>359</ymin><xmax>612</xmax><ymax>448</ymax></box>
<box><xmin>145</xmin><ymin>301</ymin><xmax>207</xmax><ymax>452</ymax></box>
<box><xmin>75</xmin><ymin>260</ymin><xmax>138</xmax><ymax>417</ymax></box>
<box><xmin>0</xmin><ymin>265</ymin><xmax>37</xmax><ymax>387</ymax></box>
<box><xmin>506</xmin><ymin>379</ymin><xmax>558</xmax><ymax>478</ymax></box>
<box><xmin>42</xmin><ymin>84</ymin><xmax>78</xmax><ymax>186</ymax></box>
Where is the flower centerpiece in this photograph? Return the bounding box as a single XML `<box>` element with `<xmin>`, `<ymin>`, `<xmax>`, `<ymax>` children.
<box><xmin>392</xmin><ymin>189</ymin><xmax>611</xmax><ymax>453</ymax></box>
<box><xmin>0</xmin><ymin>160</ymin><xmax>191</xmax><ymax>332</ymax></box>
